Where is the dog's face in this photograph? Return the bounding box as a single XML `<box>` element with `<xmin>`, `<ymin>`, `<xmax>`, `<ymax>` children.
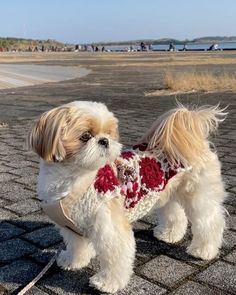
<box><xmin>29</xmin><ymin>101</ymin><xmax>122</xmax><ymax>170</ymax></box>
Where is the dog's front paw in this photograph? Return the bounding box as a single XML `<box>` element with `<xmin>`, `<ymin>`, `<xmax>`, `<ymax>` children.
<box><xmin>90</xmin><ymin>272</ymin><xmax>126</xmax><ymax>294</ymax></box>
<box><xmin>187</xmin><ymin>244</ymin><xmax>219</xmax><ymax>260</ymax></box>
<box><xmin>153</xmin><ymin>225</ymin><xmax>186</xmax><ymax>244</ymax></box>
<box><xmin>56</xmin><ymin>249</ymin><xmax>92</xmax><ymax>271</ymax></box>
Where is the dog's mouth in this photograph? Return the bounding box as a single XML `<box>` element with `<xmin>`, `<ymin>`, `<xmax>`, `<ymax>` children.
<box><xmin>99</xmin><ymin>147</ymin><xmax>110</xmax><ymax>158</ymax></box>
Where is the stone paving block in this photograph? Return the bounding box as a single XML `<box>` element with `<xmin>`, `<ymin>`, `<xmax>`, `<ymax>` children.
<box><xmin>0</xmin><ymin>198</ymin><xmax>10</xmax><ymax>206</ymax></box>
<box><xmin>224</xmin><ymin>204</ymin><xmax>236</xmax><ymax>215</ymax></box>
<box><xmin>223</xmin><ymin>175</ymin><xmax>236</xmax><ymax>189</ymax></box>
<box><xmin>117</xmin><ymin>274</ymin><xmax>166</xmax><ymax>295</ymax></box>
<box><xmin>0</xmin><ymin>172</ymin><xmax>19</xmax><ymax>182</ymax></box>
<box><xmin>12</xmin><ymin>211</ymin><xmax>51</xmax><ymax>231</ymax></box>
<box><xmin>1</xmin><ymin>185</ymin><xmax>35</xmax><ymax>202</ymax></box>
<box><xmin>39</xmin><ymin>268</ymin><xmax>94</xmax><ymax>295</ymax></box>
<box><xmin>0</xmin><ymin>181</ymin><xmax>29</xmax><ymax>194</ymax></box>
<box><xmin>163</xmin><ymin>240</ymin><xmax>213</xmax><ymax>267</ymax></box>
<box><xmin>224</xmin><ymin>167</ymin><xmax>236</xmax><ymax>176</ymax></box>
<box><xmin>28</xmin><ymin>161</ymin><xmax>40</xmax><ymax>168</ymax></box>
<box><xmin>0</xmin><ymin>222</ymin><xmax>25</xmax><ymax>240</ymax></box>
<box><xmin>222</xmin><ymin>156</ymin><xmax>236</xmax><ymax>165</ymax></box>
<box><xmin>135</xmin><ymin>237</ymin><xmax>171</xmax><ymax>260</ymax></box>
<box><xmin>137</xmin><ymin>255</ymin><xmax>196</xmax><ymax>288</ymax></box>
<box><xmin>226</xmin><ymin>214</ymin><xmax>236</xmax><ymax>230</ymax></box>
<box><xmin>196</xmin><ymin>261</ymin><xmax>236</xmax><ymax>294</ymax></box>
<box><xmin>25</xmin><ymin>286</ymin><xmax>49</xmax><ymax>295</ymax></box>
<box><xmin>4</xmin><ymin>159</ymin><xmax>39</xmax><ymax>169</ymax></box>
<box><xmin>4</xmin><ymin>198</ymin><xmax>41</xmax><ymax>216</ymax></box>
<box><xmin>169</xmin><ymin>281</ymin><xmax>227</xmax><ymax>295</ymax></box>
<box><xmin>221</xmin><ymin>162</ymin><xmax>236</xmax><ymax>171</ymax></box>
<box><xmin>15</xmin><ymin>175</ymin><xmax>37</xmax><ymax>190</ymax></box>
<box><xmin>228</xmin><ymin>186</ymin><xmax>236</xmax><ymax>193</ymax></box>
<box><xmin>0</xmin><ymin>208</ymin><xmax>17</xmax><ymax>222</ymax></box>
<box><xmin>31</xmin><ymin>243</ymin><xmax>63</xmax><ymax>265</ymax></box>
<box><xmin>226</xmin><ymin>190</ymin><xmax>236</xmax><ymax>204</ymax></box>
<box><xmin>222</xmin><ymin>230</ymin><xmax>236</xmax><ymax>250</ymax></box>
<box><xmin>224</xmin><ymin>191</ymin><xmax>236</xmax><ymax>206</ymax></box>
<box><xmin>132</xmin><ymin>220</ymin><xmax>152</xmax><ymax>231</ymax></box>
<box><xmin>2</xmin><ymin>154</ymin><xmax>26</xmax><ymax>162</ymax></box>
<box><xmin>10</xmin><ymin>166</ymin><xmax>38</xmax><ymax>177</ymax></box>
<box><xmin>0</xmin><ymin>164</ymin><xmax>13</xmax><ymax>173</ymax></box>
<box><xmin>23</xmin><ymin>225</ymin><xmax>62</xmax><ymax>248</ymax></box>
<box><xmin>0</xmin><ymin>259</ymin><xmax>41</xmax><ymax>292</ymax></box>
<box><xmin>0</xmin><ymin>238</ymin><xmax>37</xmax><ymax>263</ymax></box>
<box><xmin>223</xmin><ymin>249</ymin><xmax>236</xmax><ymax>264</ymax></box>
<box><xmin>0</xmin><ymin>148</ymin><xmax>20</xmax><ymax>156</ymax></box>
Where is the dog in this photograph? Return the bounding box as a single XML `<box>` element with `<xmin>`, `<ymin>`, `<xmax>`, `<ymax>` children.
<box><xmin>29</xmin><ymin>101</ymin><xmax>227</xmax><ymax>293</ymax></box>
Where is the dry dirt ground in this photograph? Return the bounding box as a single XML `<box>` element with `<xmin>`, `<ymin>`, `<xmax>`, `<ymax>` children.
<box><xmin>0</xmin><ymin>51</ymin><xmax>235</xmax><ymax>295</ymax></box>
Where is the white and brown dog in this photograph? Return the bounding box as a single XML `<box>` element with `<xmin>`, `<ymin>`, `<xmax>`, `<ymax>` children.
<box><xmin>29</xmin><ymin>101</ymin><xmax>227</xmax><ymax>293</ymax></box>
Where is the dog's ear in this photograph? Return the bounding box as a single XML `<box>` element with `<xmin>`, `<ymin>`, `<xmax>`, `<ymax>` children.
<box><xmin>29</xmin><ymin>107</ymin><xmax>69</xmax><ymax>162</ymax></box>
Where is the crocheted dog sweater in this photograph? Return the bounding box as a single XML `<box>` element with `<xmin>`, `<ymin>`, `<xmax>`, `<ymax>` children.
<box><xmin>42</xmin><ymin>144</ymin><xmax>185</xmax><ymax>235</ymax></box>
<box><xmin>93</xmin><ymin>144</ymin><xmax>183</xmax><ymax>222</ymax></box>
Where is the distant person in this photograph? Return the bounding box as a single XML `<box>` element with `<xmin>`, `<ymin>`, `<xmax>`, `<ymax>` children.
<box><xmin>168</xmin><ymin>42</ymin><xmax>175</xmax><ymax>51</ymax></box>
<box><xmin>95</xmin><ymin>46</ymin><xmax>99</xmax><ymax>52</ymax></box>
<box><xmin>183</xmin><ymin>44</ymin><xmax>188</xmax><ymax>51</ymax></box>
<box><xmin>91</xmin><ymin>44</ymin><xmax>95</xmax><ymax>51</ymax></box>
<box><xmin>102</xmin><ymin>46</ymin><xmax>105</xmax><ymax>52</ymax></box>
<box><xmin>208</xmin><ymin>43</ymin><xmax>218</xmax><ymax>51</ymax></box>
<box><xmin>140</xmin><ymin>42</ymin><xmax>146</xmax><ymax>51</ymax></box>
<box><xmin>41</xmin><ymin>45</ymin><xmax>45</xmax><ymax>52</ymax></box>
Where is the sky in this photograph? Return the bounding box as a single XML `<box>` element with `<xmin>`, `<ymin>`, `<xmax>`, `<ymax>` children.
<box><xmin>0</xmin><ymin>0</ymin><xmax>235</xmax><ymax>44</ymax></box>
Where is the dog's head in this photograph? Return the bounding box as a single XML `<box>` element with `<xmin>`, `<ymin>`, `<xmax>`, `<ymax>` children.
<box><xmin>29</xmin><ymin>101</ymin><xmax>122</xmax><ymax>170</ymax></box>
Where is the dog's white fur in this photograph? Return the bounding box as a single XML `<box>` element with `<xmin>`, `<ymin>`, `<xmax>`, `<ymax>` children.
<box><xmin>29</xmin><ymin>101</ymin><xmax>227</xmax><ymax>293</ymax></box>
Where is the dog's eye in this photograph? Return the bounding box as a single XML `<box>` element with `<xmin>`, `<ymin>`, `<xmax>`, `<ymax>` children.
<box><xmin>80</xmin><ymin>131</ymin><xmax>92</xmax><ymax>142</ymax></box>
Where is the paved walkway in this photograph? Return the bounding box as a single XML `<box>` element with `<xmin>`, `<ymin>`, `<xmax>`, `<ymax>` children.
<box><xmin>0</xmin><ymin>53</ymin><xmax>235</xmax><ymax>295</ymax></box>
<box><xmin>0</xmin><ymin>64</ymin><xmax>90</xmax><ymax>89</ymax></box>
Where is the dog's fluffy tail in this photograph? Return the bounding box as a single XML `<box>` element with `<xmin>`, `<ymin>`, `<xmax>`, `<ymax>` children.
<box><xmin>140</xmin><ymin>104</ymin><xmax>227</xmax><ymax>167</ymax></box>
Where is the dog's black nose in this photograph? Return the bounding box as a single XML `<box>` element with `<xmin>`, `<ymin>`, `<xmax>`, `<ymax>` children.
<box><xmin>98</xmin><ymin>138</ymin><xmax>109</xmax><ymax>148</ymax></box>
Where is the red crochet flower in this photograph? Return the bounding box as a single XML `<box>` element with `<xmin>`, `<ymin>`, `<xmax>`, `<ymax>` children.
<box><xmin>139</xmin><ymin>157</ymin><xmax>164</xmax><ymax>190</ymax></box>
<box><xmin>121</xmin><ymin>150</ymin><xmax>134</xmax><ymax>160</ymax></box>
<box><xmin>94</xmin><ymin>165</ymin><xmax>119</xmax><ymax>193</ymax></box>
<box><xmin>126</xmin><ymin>190</ymin><xmax>144</xmax><ymax>208</ymax></box>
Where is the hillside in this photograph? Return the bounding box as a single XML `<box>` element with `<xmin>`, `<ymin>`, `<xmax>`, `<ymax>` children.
<box><xmin>0</xmin><ymin>37</ymin><xmax>65</xmax><ymax>50</ymax></box>
<box><xmin>97</xmin><ymin>36</ymin><xmax>236</xmax><ymax>46</ymax></box>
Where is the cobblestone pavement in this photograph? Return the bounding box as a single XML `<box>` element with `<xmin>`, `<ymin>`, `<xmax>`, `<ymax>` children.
<box><xmin>0</xmin><ymin>53</ymin><xmax>235</xmax><ymax>295</ymax></box>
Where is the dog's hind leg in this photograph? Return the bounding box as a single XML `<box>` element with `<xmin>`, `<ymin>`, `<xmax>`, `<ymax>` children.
<box><xmin>181</xmin><ymin>165</ymin><xmax>226</xmax><ymax>260</ymax></box>
<box><xmin>57</xmin><ymin>227</ymin><xmax>96</xmax><ymax>270</ymax></box>
<box><xmin>153</xmin><ymin>199</ymin><xmax>188</xmax><ymax>243</ymax></box>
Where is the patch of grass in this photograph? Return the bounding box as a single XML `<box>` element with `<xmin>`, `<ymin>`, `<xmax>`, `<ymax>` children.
<box><xmin>146</xmin><ymin>72</ymin><xmax>236</xmax><ymax>96</ymax></box>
